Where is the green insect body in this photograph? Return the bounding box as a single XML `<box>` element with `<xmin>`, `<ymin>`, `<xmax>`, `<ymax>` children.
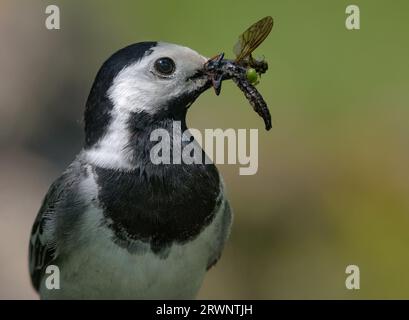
<box><xmin>246</xmin><ymin>68</ymin><xmax>259</xmax><ymax>85</ymax></box>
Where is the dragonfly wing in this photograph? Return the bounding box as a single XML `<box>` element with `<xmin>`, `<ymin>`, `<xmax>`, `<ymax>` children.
<box><xmin>233</xmin><ymin>16</ymin><xmax>273</xmax><ymax>62</ymax></box>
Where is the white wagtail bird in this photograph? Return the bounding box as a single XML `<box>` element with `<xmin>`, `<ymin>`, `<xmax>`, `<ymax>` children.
<box><xmin>29</xmin><ymin>42</ymin><xmax>232</xmax><ymax>299</ymax></box>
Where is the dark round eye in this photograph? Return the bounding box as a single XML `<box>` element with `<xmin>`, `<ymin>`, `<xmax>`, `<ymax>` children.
<box><xmin>154</xmin><ymin>57</ymin><xmax>176</xmax><ymax>75</ymax></box>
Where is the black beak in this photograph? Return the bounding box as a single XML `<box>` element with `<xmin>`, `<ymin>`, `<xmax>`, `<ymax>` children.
<box><xmin>204</xmin><ymin>52</ymin><xmax>225</xmax><ymax>96</ymax></box>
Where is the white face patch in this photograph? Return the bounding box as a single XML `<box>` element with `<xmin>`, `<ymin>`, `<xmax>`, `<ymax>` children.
<box><xmin>84</xmin><ymin>43</ymin><xmax>210</xmax><ymax>170</ymax></box>
<box><xmin>108</xmin><ymin>42</ymin><xmax>209</xmax><ymax>114</ymax></box>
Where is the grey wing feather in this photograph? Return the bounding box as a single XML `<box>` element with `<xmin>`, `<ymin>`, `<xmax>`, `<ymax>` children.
<box><xmin>29</xmin><ymin>175</ymin><xmax>66</xmax><ymax>291</ymax></box>
<box><xmin>29</xmin><ymin>161</ymin><xmax>85</xmax><ymax>292</ymax></box>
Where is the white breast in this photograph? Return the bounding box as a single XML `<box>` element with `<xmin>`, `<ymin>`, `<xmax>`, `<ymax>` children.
<box><xmin>40</xmin><ymin>200</ymin><xmax>228</xmax><ymax>299</ymax></box>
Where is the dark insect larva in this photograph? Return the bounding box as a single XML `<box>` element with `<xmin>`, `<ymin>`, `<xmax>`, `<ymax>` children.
<box><xmin>204</xmin><ymin>56</ymin><xmax>272</xmax><ymax>130</ymax></box>
<box><xmin>232</xmin><ymin>77</ymin><xmax>272</xmax><ymax>130</ymax></box>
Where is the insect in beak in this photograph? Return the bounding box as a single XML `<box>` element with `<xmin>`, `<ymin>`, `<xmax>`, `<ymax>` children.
<box><xmin>203</xmin><ymin>16</ymin><xmax>274</xmax><ymax>130</ymax></box>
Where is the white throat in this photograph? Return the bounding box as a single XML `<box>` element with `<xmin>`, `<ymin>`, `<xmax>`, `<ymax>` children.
<box><xmin>84</xmin><ymin>109</ymin><xmax>135</xmax><ymax>170</ymax></box>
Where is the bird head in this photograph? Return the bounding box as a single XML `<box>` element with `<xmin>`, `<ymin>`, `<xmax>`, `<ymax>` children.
<box><xmin>83</xmin><ymin>42</ymin><xmax>212</xmax><ymax>168</ymax></box>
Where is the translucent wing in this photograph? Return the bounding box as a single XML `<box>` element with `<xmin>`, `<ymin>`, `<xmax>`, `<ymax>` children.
<box><xmin>233</xmin><ymin>16</ymin><xmax>273</xmax><ymax>62</ymax></box>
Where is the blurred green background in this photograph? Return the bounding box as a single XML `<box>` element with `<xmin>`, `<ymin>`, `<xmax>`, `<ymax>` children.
<box><xmin>1</xmin><ymin>0</ymin><xmax>408</xmax><ymax>299</ymax></box>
